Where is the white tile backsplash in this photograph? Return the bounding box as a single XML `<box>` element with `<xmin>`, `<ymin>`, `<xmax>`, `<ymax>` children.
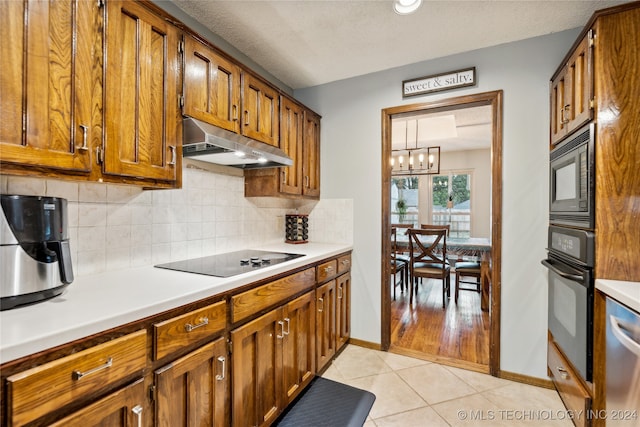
<box><xmin>2</xmin><ymin>169</ymin><xmax>353</xmax><ymax>277</ymax></box>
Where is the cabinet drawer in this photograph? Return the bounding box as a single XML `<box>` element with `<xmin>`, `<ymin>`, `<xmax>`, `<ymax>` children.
<box><xmin>232</xmin><ymin>268</ymin><xmax>315</xmax><ymax>323</ymax></box>
<box><xmin>7</xmin><ymin>330</ymin><xmax>147</xmax><ymax>426</ymax></box>
<box><xmin>548</xmin><ymin>339</ymin><xmax>591</xmax><ymax>427</ymax></box>
<box><xmin>317</xmin><ymin>259</ymin><xmax>338</xmax><ymax>283</ymax></box>
<box><xmin>154</xmin><ymin>301</ymin><xmax>227</xmax><ymax>360</ymax></box>
<box><xmin>337</xmin><ymin>254</ymin><xmax>351</xmax><ymax>275</ymax></box>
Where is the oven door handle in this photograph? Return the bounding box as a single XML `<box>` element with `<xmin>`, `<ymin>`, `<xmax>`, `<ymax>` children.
<box><xmin>541</xmin><ymin>259</ymin><xmax>585</xmax><ymax>283</ymax></box>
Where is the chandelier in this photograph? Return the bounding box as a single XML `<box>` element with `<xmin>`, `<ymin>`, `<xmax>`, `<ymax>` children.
<box><xmin>391</xmin><ymin>119</ymin><xmax>441</xmax><ymax>176</ymax></box>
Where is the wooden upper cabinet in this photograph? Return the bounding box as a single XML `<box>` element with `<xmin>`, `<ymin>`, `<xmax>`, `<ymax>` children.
<box><xmin>279</xmin><ymin>96</ymin><xmax>305</xmax><ymax>195</ymax></box>
<box><xmin>241</xmin><ymin>72</ymin><xmax>280</xmax><ymax>146</ymax></box>
<box><xmin>550</xmin><ymin>31</ymin><xmax>594</xmax><ymax>146</ymax></box>
<box><xmin>0</xmin><ymin>0</ymin><xmax>99</xmax><ymax>172</ymax></box>
<box><xmin>303</xmin><ymin>110</ymin><xmax>321</xmax><ymax>198</ymax></box>
<box><xmin>183</xmin><ymin>35</ymin><xmax>241</xmax><ymax>133</ymax></box>
<box><xmin>103</xmin><ymin>0</ymin><xmax>181</xmax><ymax>182</ymax></box>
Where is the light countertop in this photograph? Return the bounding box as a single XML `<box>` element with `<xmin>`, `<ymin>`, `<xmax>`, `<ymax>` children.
<box><xmin>0</xmin><ymin>242</ymin><xmax>352</xmax><ymax>364</ymax></box>
<box><xmin>596</xmin><ymin>279</ymin><xmax>640</xmax><ymax>313</ymax></box>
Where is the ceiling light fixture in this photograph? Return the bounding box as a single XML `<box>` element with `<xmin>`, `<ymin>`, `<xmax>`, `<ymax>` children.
<box><xmin>391</xmin><ymin>119</ymin><xmax>440</xmax><ymax>176</ymax></box>
<box><xmin>393</xmin><ymin>0</ymin><xmax>422</xmax><ymax>15</ymax></box>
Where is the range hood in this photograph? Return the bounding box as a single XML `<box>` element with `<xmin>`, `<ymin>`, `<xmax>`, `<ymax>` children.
<box><xmin>182</xmin><ymin>117</ymin><xmax>292</xmax><ymax>169</ymax></box>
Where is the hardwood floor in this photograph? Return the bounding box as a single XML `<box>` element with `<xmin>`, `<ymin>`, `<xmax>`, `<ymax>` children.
<box><xmin>390</xmin><ymin>274</ymin><xmax>490</xmax><ymax>370</ymax></box>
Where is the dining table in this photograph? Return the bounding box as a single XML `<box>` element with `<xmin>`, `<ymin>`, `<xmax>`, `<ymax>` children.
<box><xmin>394</xmin><ymin>232</ymin><xmax>492</xmax><ymax>311</ymax></box>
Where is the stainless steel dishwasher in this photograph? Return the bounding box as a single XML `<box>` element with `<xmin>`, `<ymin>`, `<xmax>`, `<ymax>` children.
<box><xmin>605</xmin><ymin>296</ymin><xmax>640</xmax><ymax>426</ymax></box>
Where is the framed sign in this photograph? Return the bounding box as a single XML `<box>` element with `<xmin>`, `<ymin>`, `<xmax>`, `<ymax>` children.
<box><xmin>403</xmin><ymin>67</ymin><xmax>476</xmax><ymax>98</ymax></box>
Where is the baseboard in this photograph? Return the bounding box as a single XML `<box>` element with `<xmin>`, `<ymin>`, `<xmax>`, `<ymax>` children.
<box><xmin>498</xmin><ymin>370</ymin><xmax>555</xmax><ymax>389</ymax></box>
<box><xmin>347</xmin><ymin>338</ymin><xmax>381</xmax><ymax>351</ymax></box>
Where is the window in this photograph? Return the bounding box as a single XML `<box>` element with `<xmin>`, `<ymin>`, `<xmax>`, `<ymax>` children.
<box><xmin>391</xmin><ymin>177</ymin><xmax>418</xmax><ymax>226</ymax></box>
<box><xmin>430</xmin><ymin>172</ymin><xmax>472</xmax><ymax>238</ymax></box>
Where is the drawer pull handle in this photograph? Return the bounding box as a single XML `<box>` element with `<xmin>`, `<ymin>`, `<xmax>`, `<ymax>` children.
<box><xmin>72</xmin><ymin>357</ymin><xmax>113</xmax><ymax>380</ymax></box>
<box><xmin>185</xmin><ymin>317</ymin><xmax>209</xmax><ymax>332</ymax></box>
<box><xmin>557</xmin><ymin>366</ymin><xmax>569</xmax><ymax>380</ymax></box>
<box><xmin>132</xmin><ymin>404</ymin><xmax>143</xmax><ymax>427</ymax></box>
<box><xmin>215</xmin><ymin>356</ymin><xmax>226</xmax><ymax>381</ymax></box>
<box><xmin>341</xmin><ymin>260</ymin><xmax>350</xmax><ymax>266</ymax></box>
<box><xmin>318</xmin><ymin>297</ymin><xmax>324</xmax><ymax>312</ymax></box>
<box><xmin>324</xmin><ymin>266</ymin><xmax>334</xmax><ymax>274</ymax></box>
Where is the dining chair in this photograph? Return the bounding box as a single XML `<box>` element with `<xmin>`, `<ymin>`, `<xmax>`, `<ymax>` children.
<box><xmin>390</xmin><ymin>227</ymin><xmax>409</xmax><ymax>300</ymax></box>
<box><xmin>454</xmin><ymin>261</ymin><xmax>481</xmax><ymax>303</ymax></box>
<box><xmin>407</xmin><ymin>228</ymin><xmax>451</xmax><ymax>308</ymax></box>
<box><xmin>420</xmin><ymin>224</ymin><xmax>450</xmax><ymax>236</ymax></box>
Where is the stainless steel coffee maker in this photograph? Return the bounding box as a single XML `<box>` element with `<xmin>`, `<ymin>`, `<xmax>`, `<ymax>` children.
<box><xmin>1</xmin><ymin>195</ymin><xmax>74</xmax><ymax>310</ymax></box>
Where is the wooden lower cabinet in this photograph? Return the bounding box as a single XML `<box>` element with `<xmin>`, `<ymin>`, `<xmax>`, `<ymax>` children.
<box><xmin>155</xmin><ymin>337</ymin><xmax>229</xmax><ymax>427</ymax></box>
<box><xmin>316</xmin><ymin>280</ymin><xmax>337</xmax><ymax>372</ymax></box>
<box><xmin>548</xmin><ymin>336</ymin><xmax>591</xmax><ymax>427</ymax></box>
<box><xmin>48</xmin><ymin>379</ymin><xmax>147</xmax><ymax>427</ymax></box>
<box><xmin>336</xmin><ymin>272</ymin><xmax>351</xmax><ymax>351</ymax></box>
<box><xmin>231</xmin><ymin>291</ymin><xmax>316</xmax><ymax>427</ymax></box>
<box><xmin>282</xmin><ymin>292</ymin><xmax>316</xmax><ymax>405</ymax></box>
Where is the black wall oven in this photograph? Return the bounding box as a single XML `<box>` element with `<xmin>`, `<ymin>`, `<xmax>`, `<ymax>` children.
<box><xmin>549</xmin><ymin>122</ymin><xmax>595</xmax><ymax>229</ymax></box>
<box><xmin>542</xmin><ymin>225</ymin><xmax>595</xmax><ymax>381</ymax></box>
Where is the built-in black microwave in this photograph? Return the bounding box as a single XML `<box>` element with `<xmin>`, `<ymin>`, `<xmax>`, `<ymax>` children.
<box><xmin>549</xmin><ymin>122</ymin><xmax>595</xmax><ymax>229</ymax></box>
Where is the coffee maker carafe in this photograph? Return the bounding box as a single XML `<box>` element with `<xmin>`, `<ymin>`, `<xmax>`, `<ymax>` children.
<box><xmin>1</xmin><ymin>195</ymin><xmax>74</xmax><ymax>310</ymax></box>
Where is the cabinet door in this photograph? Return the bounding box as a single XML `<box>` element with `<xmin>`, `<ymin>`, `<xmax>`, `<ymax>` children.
<box><xmin>0</xmin><ymin>0</ymin><xmax>97</xmax><ymax>172</ymax></box>
<box><xmin>302</xmin><ymin>111</ymin><xmax>321</xmax><ymax>198</ymax></box>
<box><xmin>564</xmin><ymin>32</ymin><xmax>593</xmax><ymax>136</ymax></box>
<box><xmin>48</xmin><ymin>379</ymin><xmax>146</xmax><ymax>427</ymax></box>
<box><xmin>336</xmin><ymin>273</ymin><xmax>351</xmax><ymax>351</ymax></box>
<box><xmin>316</xmin><ymin>280</ymin><xmax>336</xmax><ymax>372</ymax></box>
<box><xmin>155</xmin><ymin>337</ymin><xmax>229</xmax><ymax>427</ymax></box>
<box><xmin>183</xmin><ymin>36</ymin><xmax>241</xmax><ymax>133</ymax></box>
<box><xmin>279</xmin><ymin>96</ymin><xmax>304</xmax><ymax>195</ymax></box>
<box><xmin>282</xmin><ymin>291</ymin><xmax>316</xmax><ymax>405</ymax></box>
<box><xmin>104</xmin><ymin>0</ymin><xmax>181</xmax><ymax>181</ymax></box>
<box><xmin>241</xmin><ymin>72</ymin><xmax>279</xmax><ymax>147</ymax></box>
<box><xmin>231</xmin><ymin>308</ymin><xmax>283</xmax><ymax>427</ymax></box>
<box><xmin>550</xmin><ymin>32</ymin><xmax>593</xmax><ymax>146</ymax></box>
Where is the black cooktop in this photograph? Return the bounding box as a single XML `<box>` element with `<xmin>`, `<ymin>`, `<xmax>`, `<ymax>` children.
<box><xmin>154</xmin><ymin>249</ymin><xmax>305</xmax><ymax>278</ymax></box>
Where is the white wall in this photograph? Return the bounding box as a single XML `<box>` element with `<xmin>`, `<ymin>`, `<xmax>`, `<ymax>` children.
<box><xmin>295</xmin><ymin>29</ymin><xmax>581</xmax><ymax>379</ymax></box>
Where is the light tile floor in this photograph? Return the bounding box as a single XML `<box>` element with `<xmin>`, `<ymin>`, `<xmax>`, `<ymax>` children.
<box><xmin>322</xmin><ymin>345</ymin><xmax>575</xmax><ymax>426</ymax></box>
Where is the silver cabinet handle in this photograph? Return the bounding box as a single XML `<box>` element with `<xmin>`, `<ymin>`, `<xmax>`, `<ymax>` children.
<box><xmin>556</xmin><ymin>366</ymin><xmax>569</xmax><ymax>380</ymax></box>
<box><xmin>561</xmin><ymin>104</ymin><xmax>571</xmax><ymax>124</ymax></box>
<box><xmin>78</xmin><ymin>125</ymin><xmax>89</xmax><ymax>151</ymax></box>
<box><xmin>283</xmin><ymin>317</ymin><xmax>290</xmax><ymax>335</ymax></box>
<box><xmin>132</xmin><ymin>404</ymin><xmax>143</xmax><ymax>427</ymax></box>
<box><xmin>168</xmin><ymin>146</ymin><xmax>177</xmax><ymax>166</ymax></box>
<box><xmin>184</xmin><ymin>317</ymin><xmax>209</xmax><ymax>332</ymax></box>
<box><xmin>318</xmin><ymin>297</ymin><xmax>324</xmax><ymax>312</ymax></box>
<box><xmin>232</xmin><ymin>105</ymin><xmax>238</xmax><ymax>121</ymax></box>
<box><xmin>72</xmin><ymin>357</ymin><xmax>113</xmax><ymax>380</ymax></box>
<box><xmin>338</xmin><ymin>286</ymin><xmax>343</xmax><ymax>300</ymax></box>
<box><xmin>215</xmin><ymin>356</ymin><xmax>226</xmax><ymax>381</ymax></box>
<box><xmin>277</xmin><ymin>320</ymin><xmax>285</xmax><ymax>339</ymax></box>
<box><xmin>305</xmin><ymin>175</ymin><xmax>310</xmax><ymax>188</ymax></box>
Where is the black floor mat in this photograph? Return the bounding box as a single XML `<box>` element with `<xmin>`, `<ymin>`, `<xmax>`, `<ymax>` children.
<box><xmin>274</xmin><ymin>377</ymin><xmax>376</xmax><ymax>427</ymax></box>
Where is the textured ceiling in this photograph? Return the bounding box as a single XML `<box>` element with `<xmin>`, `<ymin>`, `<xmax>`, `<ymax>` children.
<box><xmin>172</xmin><ymin>0</ymin><xmax>627</xmax><ymax>90</ymax></box>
